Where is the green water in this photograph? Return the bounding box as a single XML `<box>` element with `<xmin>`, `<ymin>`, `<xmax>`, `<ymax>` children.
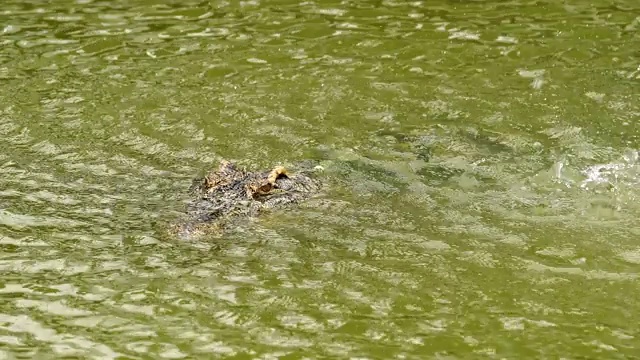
<box><xmin>1</xmin><ymin>0</ymin><xmax>639</xmax><ymax>358</ymax></box>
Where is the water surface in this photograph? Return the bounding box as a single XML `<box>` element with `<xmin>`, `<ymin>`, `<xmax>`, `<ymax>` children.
<box><xmin>1</xmin><ymin>0</ymin><xmax>639</xmax><ymax>358</ymax></box>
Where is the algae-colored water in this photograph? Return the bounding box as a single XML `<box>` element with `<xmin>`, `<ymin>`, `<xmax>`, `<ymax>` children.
<box><xmin>0</xmin><ymin>0</ymin><xmax>639</xmax><ymax>358</ymax></box>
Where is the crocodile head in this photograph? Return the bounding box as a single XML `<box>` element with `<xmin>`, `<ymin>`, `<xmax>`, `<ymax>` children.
<box><xmin>169</xmin><ymin>160</ymin><xmax>323</xmax><ymax>240</ymax></box>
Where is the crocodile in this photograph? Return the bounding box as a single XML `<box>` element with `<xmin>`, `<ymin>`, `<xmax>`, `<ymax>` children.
<box><xmin>168</xmin><ymin>160</ymin><xmax>323</xmax><ymax>240</ymax></box>
<box><xmin>166</xmin><ymin>126</ymin><xmax>515</xmax><ymax>240</ymax></box>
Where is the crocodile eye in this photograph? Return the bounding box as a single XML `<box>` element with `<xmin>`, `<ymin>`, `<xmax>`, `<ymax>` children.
<box><xmin>259</xmin><ymin>184</ymin><xmax>272</xmax><ymax>193</ymax></box>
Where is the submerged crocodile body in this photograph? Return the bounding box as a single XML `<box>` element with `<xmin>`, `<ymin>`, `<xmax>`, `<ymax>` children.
<box><xmin>169</xmin><ymin>160</ymin><xmax>323</xmax><ymax>239</ymax></box>
<box><xmin>166</xmin><ymin>126</ymin><xmax>514</xmax><ymax>240</ymax></box>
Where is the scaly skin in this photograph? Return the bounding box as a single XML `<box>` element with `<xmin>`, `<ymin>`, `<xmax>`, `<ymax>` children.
<box><xmin>169</xmin><ymin>160</ymin><xmax>323</xmax><ymax>240</ymax></box>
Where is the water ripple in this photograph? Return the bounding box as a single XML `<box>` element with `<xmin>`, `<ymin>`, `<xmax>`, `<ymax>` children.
<box><xmin>0</xmin><ymin>0</ymin><xmax>639</xmax><ymax>358</ymax></box>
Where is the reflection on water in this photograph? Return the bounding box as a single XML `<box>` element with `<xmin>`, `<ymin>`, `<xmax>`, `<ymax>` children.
<box><xmin>1</xmin><ymin>0</ymin><xmax>640</xmax><ymax>358</ymax></box>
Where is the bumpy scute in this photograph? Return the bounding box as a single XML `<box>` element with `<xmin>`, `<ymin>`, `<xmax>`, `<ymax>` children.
<box><xmin>169</xmin><ymin>160</ymin><xmax>322</xmax><ymax>240</ymax></box>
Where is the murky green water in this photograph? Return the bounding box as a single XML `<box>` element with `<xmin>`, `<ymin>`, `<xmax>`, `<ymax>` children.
<box><xmin>1</xmin><ymin>0</ymin><xmax>639</xmax><ymax>358</ymax></box>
